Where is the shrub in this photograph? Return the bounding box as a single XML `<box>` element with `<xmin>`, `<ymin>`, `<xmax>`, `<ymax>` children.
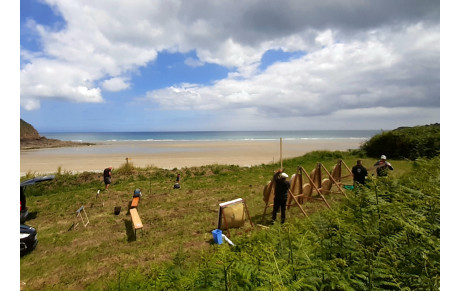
<box><xmin>361</xmin><ymin>124</ymin><xmax>440</xmax><ymax>160</ymax></box>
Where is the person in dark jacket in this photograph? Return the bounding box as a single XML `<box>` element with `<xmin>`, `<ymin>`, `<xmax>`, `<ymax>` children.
<box><xmin>103</xmin><ymin>167</ymin><xmax>112</xmax><ymax>190</ymax></box>
<box><xmin>272</xmin><ymin>170</ymin><xmax>290</xmax><ymax>224</ymax></box>
<box><xmin>374</xmin><ymin>155</ymin><xmax>394</xmax><ymax>177</ymax></box>
<box><xmin>352</xmin><ymin>159</ymin><xmax>368</xmax><ymax>185</ymax></box>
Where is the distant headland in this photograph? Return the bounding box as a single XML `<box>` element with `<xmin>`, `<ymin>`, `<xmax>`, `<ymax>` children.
<box><xmin>20</xmin><ymin>119</ymin><xmax>94</xmax><ymax>150</ymax></box>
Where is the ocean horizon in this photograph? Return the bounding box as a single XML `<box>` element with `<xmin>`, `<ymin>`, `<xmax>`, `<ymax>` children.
<box><xmin>41</xmin><ymin>130</ymin><xmax>381</xmax><ymax>143</ymax></box>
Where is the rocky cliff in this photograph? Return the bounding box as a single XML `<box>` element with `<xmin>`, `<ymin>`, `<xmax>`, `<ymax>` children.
<box><xmin>20</xmin><ymin>119</ymin><xmax>41</xmax><ymax>140</ymax></box>
<box><xmin>20</xmin><ymin>119</ymin><xmax>94</xmax><ymax>149</ymax></box>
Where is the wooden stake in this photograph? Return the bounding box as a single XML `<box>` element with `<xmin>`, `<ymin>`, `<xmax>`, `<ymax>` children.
<box><xmin>280</xmin><ymin>138</ymin><xmax>283</xmax><ymax>169</ymax></box>
<box><xmin>288</xmin><ymin>189</ymin><xmax>307</xmax><ymax>217</ymax></box>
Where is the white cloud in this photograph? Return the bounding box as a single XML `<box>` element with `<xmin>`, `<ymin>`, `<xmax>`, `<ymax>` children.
<box><xmin>101</xmin><ymin>77</ymin><xmax>130</xmax><ymax>92</ymax></box>
<box><xmin>184</xmin><ymin>57</ymin><xmax>204</xmax><ymax>67</ymax></box>
<box><xmin>20</xmin><ymin>0</ymin><xmax>439</xmax><ymax>130</ymax></box>
<box><xmin>146</xmin><ymin>23</ymin><xmax>439</xmax><ymax>120</ymax></box>
<box><xmin>20</xmin><ymin>58</ymin><xmax>104</xmax><ymax>109</ymax></box>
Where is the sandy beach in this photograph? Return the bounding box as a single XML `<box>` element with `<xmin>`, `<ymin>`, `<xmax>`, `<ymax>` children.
<box><xmin>20</xmin><ymin>139</ymin><xmax>366</xmax><ymax>176</ymax></box>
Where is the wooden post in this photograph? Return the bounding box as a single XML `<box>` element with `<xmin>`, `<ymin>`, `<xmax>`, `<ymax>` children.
<box><xmin>280</xmin><ymin>138</ymin><xmax>283</xmax><ymax>169</ymax></box>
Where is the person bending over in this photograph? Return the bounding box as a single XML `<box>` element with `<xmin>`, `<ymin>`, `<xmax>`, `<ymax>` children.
<box><xmin>103</xmin><ymin>167</ymin><xmax>112</xmax><ymax>190</ymax></box>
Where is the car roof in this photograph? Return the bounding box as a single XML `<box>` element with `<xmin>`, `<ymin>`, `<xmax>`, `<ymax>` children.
<box><xmin>20</xmin><ymin>175</ymin><xmax>55</xmax><ymax>187</ymax></box>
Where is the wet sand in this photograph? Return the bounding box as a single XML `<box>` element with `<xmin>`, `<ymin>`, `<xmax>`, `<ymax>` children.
<box><xmin>20</xmin><ymin>139</ymin><xmax>366</xmax><ymax>175</ymax></box>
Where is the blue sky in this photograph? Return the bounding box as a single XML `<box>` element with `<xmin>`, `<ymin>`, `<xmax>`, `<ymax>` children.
<box><xmin>18</xmin><ymin>0</ymin><xmax>441</xmax><ymax>133</ymax></box>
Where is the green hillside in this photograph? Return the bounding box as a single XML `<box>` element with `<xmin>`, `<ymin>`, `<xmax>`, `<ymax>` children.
<box><xmin>20</xmin><ymin>125</ymin><xmax>440</xmax><ymax>290</ymax></box>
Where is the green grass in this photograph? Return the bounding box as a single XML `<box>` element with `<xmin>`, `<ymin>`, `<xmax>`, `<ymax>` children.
<box><xmin>20</xmin><ymin>150</ymin><xmax>428</xmax><ymax>290</ymax></box>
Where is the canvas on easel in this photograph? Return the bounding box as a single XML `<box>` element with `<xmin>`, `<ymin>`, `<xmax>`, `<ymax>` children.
<box><xmin>217</xmin><ymin>198</ymin><xmax>254</xmax><ymax>237</ymax></box>
<box><xmin>311</xmin><ymin>163</ymin><xmax>322</xmax><ymax>191</ymax></box>
<box><xmin>289</xmin><ymin>172</ymin><xmax>304</xmax><ymax>203</ymax></box>
<box><xmin>262</xmin><ymin>180</ymin><xmax>274</xmax><ymax>206</ymax></box>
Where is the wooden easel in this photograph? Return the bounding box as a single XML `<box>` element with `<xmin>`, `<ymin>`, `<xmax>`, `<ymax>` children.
<box><xmin>218</xmin><ymin>198</ymin><xmax>254</xmax><ymax>238</ymax></box>
<box><xmin>319</xmin><ymin>162</ymin><xmax>349</xmax><ymax>197</ymax></box>
<box><xmin>330</xmin><ymin>159</ymin><xmax>354</xmax><ymax>190</ymax></box>
<box><xmin>95</xmin><ymin>189</ymin><xmax>105</xmax><ymax>207</ymax></box>
<box><xmin>74</xmin><ymin>206</ymin><xmax>89</xmax><ymax>229</ymax></box>
<box><xmin>287</xmin><ymin>166</ymin><xmax>332</xmax><ymax>209</ymax></box>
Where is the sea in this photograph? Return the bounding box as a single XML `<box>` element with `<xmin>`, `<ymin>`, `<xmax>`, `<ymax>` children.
<box><xmin>41</xmin><ymin>130</ymin><xmax>380</xmax><ymax>143</ymax></box>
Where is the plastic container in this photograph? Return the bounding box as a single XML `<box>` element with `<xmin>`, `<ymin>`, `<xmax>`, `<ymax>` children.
<box><xmin>212</xmin><ymin>229</ymin><xmax>223</xmax><ymax>244</ymax></box>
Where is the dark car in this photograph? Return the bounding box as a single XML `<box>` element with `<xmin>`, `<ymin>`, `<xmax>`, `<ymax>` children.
<box><xmin>20</xmin><ymin>175</ymin><xmax>54</xmax><ymax>223</ymax></box>
<box><xmin>20</xmin><ymin>224</ymin><xmax>38</xmax><ymax>255</ymax></box>
<box><xmin>20</xmin><ymin>175</ymin><xmax>54</xmax><ymax>255</ymax></box>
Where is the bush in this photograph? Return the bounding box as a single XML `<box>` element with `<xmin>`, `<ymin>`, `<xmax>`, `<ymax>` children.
<box><xmin>361</xmin><ymin>124</ymin><xmax>440</xmax><ymax>160</ymax></box>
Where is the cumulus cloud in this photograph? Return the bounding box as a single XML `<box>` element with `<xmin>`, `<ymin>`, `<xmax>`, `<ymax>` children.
<box><xmin>146</xmin><ymin>22</ymin><xmax>439</xmax><ymax>118</ymax></box>
<box><xmin>20</xmin><ymin>58</ymin><xmax>104</xmax><ymax>110</ymax></box>
<box><xmin>21</xmin><ymin>0</ymin><xmax>439</xmax><ymax>130</ymax></box>
<box><xmin>101</xmin><ymin>77</ymin><xmax>130</xmax><ymax>92</ymax></box>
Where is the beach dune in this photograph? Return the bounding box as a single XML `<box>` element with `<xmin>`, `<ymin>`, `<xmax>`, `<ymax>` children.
<box><xmin>20</xmin><ymin>139</ymin><xmax>365</xmax><ymax>175</ymax></box>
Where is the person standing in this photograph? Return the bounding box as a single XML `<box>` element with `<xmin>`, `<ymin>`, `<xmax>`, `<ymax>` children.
<box><xmin>374</xmin><ymin>155</ymin><xmax>394</xmax><ymax>177</ymax></box>
<box><xmin>272</xmin><ymin>170</ymin><xmax>290</xmax><ymax>224</ymax></box>
<box><xmin>352</xmin><ymin>159</ymin><xmax>368</xmax><ymax>185</ymax></box>
<box><xmin>174</xmin><ymin>173</ymin><xmax>181</xmax><ymax>189</ymax></box>
<box><xmin>103</xmin><ymin>167</ymin><xmax>112</xmax><ymax>190</ymax></box>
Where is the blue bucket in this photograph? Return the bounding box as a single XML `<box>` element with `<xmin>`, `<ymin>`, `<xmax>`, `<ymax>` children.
<box><xmin>212</xmin><ymin>229</ymin><xmax>223</xmax><ymax>244</ymax></box>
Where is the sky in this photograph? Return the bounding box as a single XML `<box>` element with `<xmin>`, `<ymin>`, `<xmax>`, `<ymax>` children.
<box><xmin>17</xmin><ymin>0</ymin><xmax>441</xmax><ymax>132</ymax></box>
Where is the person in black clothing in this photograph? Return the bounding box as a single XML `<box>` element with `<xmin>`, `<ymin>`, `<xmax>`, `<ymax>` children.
<box><xmin>374</xmin><ymin>155</ymin><xmax>394</xmax><ymax>177</ymax></box>
<box><xmin>103</xmin><ymin>167</ymin><xmax>112</xmax><ymax>190</ymax></box>
<box><xmin>272</xmin><ymin>170</ymin><xmax>290</xmax><ymax>224</ymax></box>
<box><xmin>352</xmin><ymin>159</ymin><xmax>368</xmax><ymax>185</ymax></box>
<box><xmin>174</xmin><ymin>173</ymin><xmax>181</xmax><ymax>189</ymax></box>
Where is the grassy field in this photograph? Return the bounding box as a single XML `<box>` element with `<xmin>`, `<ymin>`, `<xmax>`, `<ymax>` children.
<box><xmin>20</xmin><ymin>151</ymin><xmax>414</xmax><ymax>290</ymax></box>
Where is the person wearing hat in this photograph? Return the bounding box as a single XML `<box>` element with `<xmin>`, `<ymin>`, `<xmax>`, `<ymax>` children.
<box><xmin>374</xmin><ymin>155</ymin><xmax>394</xmax><ymax>177</ymax></box>
<box><xmin>133</xmin><ymin>188</ymin><xmax>142</xmax><ymax>199</ymax></box>
<box><xmin>103</xmin><ymin>166</ymin><xmax>113</xmax><ymax>190</ymax></box>
<box><xmin>272</xmin><ymin>169</ymin><xmax>291</xmax><ymax>224</ymax></box>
